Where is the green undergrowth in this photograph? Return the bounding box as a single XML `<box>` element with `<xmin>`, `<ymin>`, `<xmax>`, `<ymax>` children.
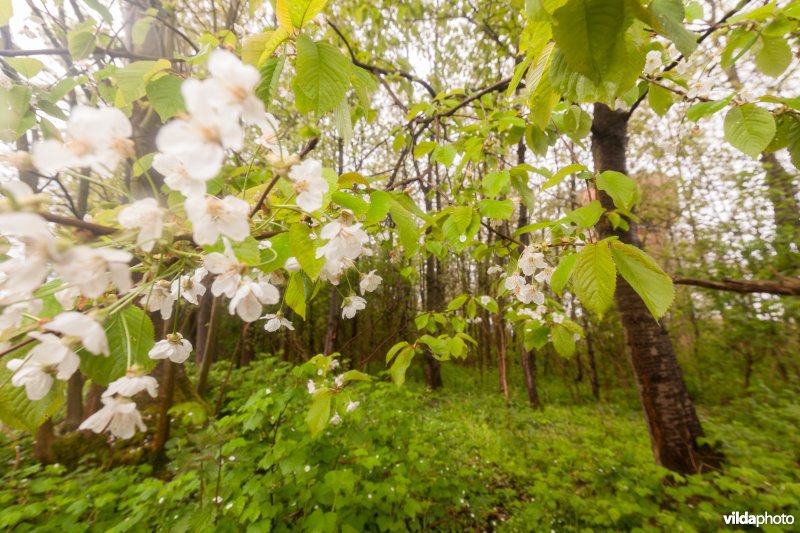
<box><xmin>1</xmin><ymin>359</ymin><xmax>799</xmax><ymax>532</ymax></box>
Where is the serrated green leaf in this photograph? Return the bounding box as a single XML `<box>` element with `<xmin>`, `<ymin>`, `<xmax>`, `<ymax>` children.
<box><xmin>550</xmin><ymin>252</ymin><xmax>577</xmax><ymax>295</ymax></box>
<box><xmin>478</xmin><ymin>199</ymin><xmax>514</xmax><ymax>220</ymax></box>
<box><xmin>482</xmin><ymin>170</ymin><xmax>510</xmax><ymax>198</ymax></box>
<box><xmin>145</xmin><ymin>75</ymin><xmax>185</xmax><ymax>122</ymax></box>
<box><xmin>389</xmin><ymin>202</ymin><xmax>420</xmax><ymax>256</ymax></box>
<box><xmin>292</xmin><ymin>34</ymin><xmax>350</xmax><ymax>115</ymax></box>
<box><xmin>724</xmin><ymin>104</ymin><xmax>776</xmax><ymax>158</ymax></box>
<box><xmin>541</xmin><ymin>163</ymin><xmax>587</xmax><ymax>189</ymax></box>
<box><xmin>306</xmin><ymin>389</ymin><xmax>332</xmax><ymax>437</ymax></box>
<box><xmin>567</xmin><ymin>199</ymin><xmax>604</xmax><ymax>228</ymax></box>
<box><xmin>289</xmin><ymin>223</ymin><xmax>323</xmax><ymax>278</ymax></box>
<box><xmin>389</xmin><ymin>346</ymin><xmax>415</xmax><ymax>386</ymax></box>
<box><xmin>285</xmin><ymin>272</ymin><xmax>307</xmax><ymax>319</ymax></box>
<box><xmin>552</xmin><ymin>324</ymin><xmax>576</xmax><ymax>357</ymax></box>
<box><xmin>596</xmin><ymin>170</ymin><xmax>636</xmax><ymax>210</ymax></box>
<box><xmin>649</xmin><ymin>0</ymin><xmax>697</xmax><ymax>57</ymax></box>
<box><xmin>609</xmin><ymin>241</ymin><xmax>674</xmax><ymax>319</ymax></box>
<box><xmin>572</xmin><ymin>242</ymin><xmax>616</xmax><ymax>316</ymax></box>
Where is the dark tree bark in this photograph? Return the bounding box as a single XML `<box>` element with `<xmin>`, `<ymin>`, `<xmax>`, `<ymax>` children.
<box><xmin>34</xmin><ymin>419</ymin><xmax>55</xmax><ymax>463</ymax></box>
<box><xmin>520</xmin><ymin>344</ymin><xmax>540</xmax><ymax>408</ymax></box>
<box><xmin>422</xmin><ymin>195</ymin><xmax>443</xmax><ymax>389</ymax></box>
<box><xmin>591</xmin><ymin>104</ymin><xmax>719</xmax><ymax>474</ymax></box>
<box><xmin>323</xmin><ymin>288</ymin><xmax>340</xmax><ymax>355</ymax></box>
<box><xmin>151</xmin><ymin>360</ymin><xmax>176</xmax><ymax>464</ymax></box>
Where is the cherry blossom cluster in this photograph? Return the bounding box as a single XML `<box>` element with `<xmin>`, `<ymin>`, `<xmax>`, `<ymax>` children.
<box><xmin>0</xmin><ymin>48</ymin><xmax>384</xmax><ymax>440</ymax></box>
<box><xmin>504</xmin><ymin>243</ymin><xmax>554</xmax><ymax>305</ymax></box>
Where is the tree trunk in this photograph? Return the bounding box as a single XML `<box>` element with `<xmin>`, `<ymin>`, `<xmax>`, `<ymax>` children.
<box><xmin>422</xmin><ymin>198</ymin><xmax>443</xmax><ymax>390</ymax></box>
<box><xmin>496</xmin><ymin>311</ymin><xmax>509</xmax><ymax>401</ymax></box>
<box><xmin>152</xmin><ymin>360</ymin><xmax>176</xmax><ymax>465</ymax></box>
<box><xmin>196</xmin><ymin>297</ymin><xmax>219</xmax><ymax>396</ymax></box>
<box><xmin>34</xmin><ymin>419</ymin><xmax>54</xmax><ymax>463</ymax></box>
<box><xmin>520</xmin><ymin>344</ymin><xmax>540</xmax><ymax>408</ymax></box>
<box><xmin>323</xmin><ymin>287</ymin><xmax>339</xmax><ymax>355</ymax></box>
<box><xmin>591</xmin><ymin>103</ymin><xmax>719</xmax><ymax>474</ymax></box>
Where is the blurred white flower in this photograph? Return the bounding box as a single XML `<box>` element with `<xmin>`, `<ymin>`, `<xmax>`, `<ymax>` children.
<box><xmin>171</xmin><ymin>268</ymin><xmax>207</xmax><ymax>305</ymax></box>
<box><xmin>263</xmin><ymin>312</ymin><xmax>294</xmax><ymax>332</ymax></box>
<box><xmin>201</xmin><ymin>49</ymin><xmax>266</xmax><ymax>126</ymax></box>
<box><xmin>32</xmin><ymin>105</ymin><xmax>134</xmax><ymax>175</ymax></box>
<box><xmin>519</xmin><ymin>247</ymin><xmax>547</xmax><ymax>276</ymax></box>
<box><xmin>346</xmin><ymin>401</ymin><xmax>360</xmax><ymax>413</ymax></box>
<box><xmin>141</xmin><ymin>280</ymin><xmax>175</xmax><ymax>320</ymax></box>
<box><xmin>185</xmin><ymin>195</ymin><xmax>249</xmax><ymax>245</ymax></box>
<box><xmin>205</xmin><ymin>241</ymin><xmax>243</xmax><ymax>298</ymax></box>
<box><xmin>504</xmin><ymin>273</ymin><xmax>526</xmax><ymax>294</ymax></box>
<box><xmin>228</xmin><ymin>276</ymin><xmax>280</xmax><ymax>322</ymax></box>
<box><xmin>284</xmin><ymin>257</ymin><xmax>301</xmax><ymax>272</ymax></box>
<box><xmin>341</xmin><ymin>295</ymin><xmax>366</xmax><ymax>319</ymax></box>
<box><xmin>44</xmin><ymin>311</ymin><xmax>109</xmax><ymax>355</ymax></box>
<box><xmin>359</xmin><ymin>270</ymin><xmax>382</xmax><ymax>295</ymax></box>
<box><xmin>79</xmin><ymin>396</ymin><xmax>145</xmax><ymax>439</ymax></box>
<box><xmin>256</xmin><ymin>113</ymin><xmax>281</xmax><ymax>152</ymax></box>
<box><xmin>317</xmin><ymin>218</ymin><xmax>368</xmax><ymax>264</ymax></box>
<box><xmin>288</xmin><ymin>159</ymin><xmax>329</xmax><ymax>212</ymax></box>
<box><xmin>148</xmin><ymin>333</ymin><xmax>193</xmax><ymax>364</ymax></box>
<box><xmin>54</xmin><ymin>285</ymin><xmax>81</xmax><ymax>311</ymax></box>
<box><xmin>155</xmin><ymin>103</ymin><xmax>242</xmax><ymax>181</ymax></box>
<box><xmin>487</xmin><ymin>265</ymin><xmax>503</xmax><ymax>276</ymax></box>
<box><xmin>0</xmin><ymin>299</ymin><xmax>42</xmax><ymax>333</ymax></box>
<box><xmin>104</xmin><ymin>371</ymin><xmax>158</xmax><ymax>398</ymax></box>
<box><xmin>154</xmin><ymin>153</ymin><xmax>207</xmax><ymax>197</ymax></box>
<box><xmin>6</xmin><ymin>332</ymin><xmax>80</xmax><ymax>400</ymax></box>
<box><xmin>54</xmin><ymin>246</ymin><xmax>132</xmax><ymax>298</ymax></box>
<box><xmin>118</xmin><ymin>198</ymin><xmax>165</xmax><ymax>252</ymax></box>
<box><xmin>0</xmin><ymin>212</ymin><xmax>58</xmax><ymax>298</ymax></box>
<box><xmin>534</xmin><ymin>266</ymin><xmax>554</xmax><ymax>284</ymax></box>
<box><xmin>643</xmin><ymin>50</ymin><xmax>662</xmax><ymax>76</ymax></box>
<box><xmin>517</xmin><ymin>284</ymin><xmax>545</xmax><ymax>305</ymax></box>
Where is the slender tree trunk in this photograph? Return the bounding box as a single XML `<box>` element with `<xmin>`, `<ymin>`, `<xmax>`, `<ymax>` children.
<box><xmin>152</xmin><ymin>360</ymin><xmax>176</xmax><ymax>464</ymax></box>
<box><xmin>196</xmin><ymin>297</ymin><xmax>219</xmax><ymax>396</ymax></box>
<box><xmin>323</xmin><ymin>288</ymin><xmax>339</xmax><ymax>355</ymax></box>
<box><xmin>520</xmin><ymin>344</ymin><xmax>540</xmax><ymax>408</ymax></box>
<box><xmin>422</xmin><ymin>196</ymin><xmax>443</xmax><ymax>389</ymax></box>
<box><xmin>34</xmin><ymin>419</ymin><xmax>54</xmax><ymax>463</ymax></box>
<box><xmin>591</xmin><ymin>104</ymin><xmax>719</xmax><ymax>474</ymax></box>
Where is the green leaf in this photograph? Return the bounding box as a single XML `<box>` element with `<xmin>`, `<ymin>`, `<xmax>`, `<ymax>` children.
<box><xmin>287</xmin><ymin>0</ymin><xmax>329</xmax><ymax>28</ymax></box>
<box><xmin>331</xmin><ymin>191</ymin><xmax>369</xmax><ymax>215</ymax></box>
<box><xmin>413</xmin><ymin>141</ymin><xmax>437</xmax><ymax>159</ymax></box>
<box><xmin>524</xmin><ymin>324</ymin><xmax>550</xmax><ymax>351</ymax></box>
<box><xmin>385</xmin><ymin>341</ymin><xmax>409</xmax><ymax>363</ymax></box>
<box><xmin>552</xmin><ymin>324</ymin><xmax>576</xmax><ymax>358</ymax></box>
<box><xmin>596</xmin><ymin>170</ymin><xmax>636</xmax><ymax>210</ymax></box>
<box><xmin>389</xmin><ymin>346</ymin><xmax>415</xmax><ymax>386</ymax></box>
<box><xmin>541</xmin><ymin>163</ymin><xmax>587</xmax><ymax>189</ymax></box>
<box><xmin>0</xmin><ymin>0</ymin><xmax>13</xmax><ymax>25</ymax></box>
<box><xmin>478</xmin><ymin>199</ymin><xmax>514</xmax><ymax>220</ymax></box>
<box><xmin>649</xmin><ymin>0</ymin><xmax>697</xmax><ymax>57</ymax></box>
<box><xmin>67</xmin><ymin>28</ymin><xmax>95</xmax><ymax>60</ymax></box>
<box><xmin>447</xmin><ymin>294</ymin><xmax>469</xmax><ymax>311</ymax></box>
<box><xmin>389</xmin><ymin>202</ymin><xmax>420</xmax><ymax>256</ymax></box>
<box><xmin>4</xmin><ymin>58</ymin><xmax>43</xmax><ymax>78</ymax></box>
<box><xmin>285</xmin><ymin>272</ymin><xmax>307</xmax><ymax>319</ymax></box>
<box><xmin>755</xmin><ymin>36</ymin><xmax>792</xmax><ymax>77</ymax></box>
<box><xmin>566</xmin><ymin>200</ymin><xmax>604</xmax><ymax>228</ymax></box>
<box><xmin>528</xmin><ymin>42</ymin><xmax>561</xmax><ymax>129</ymax></box>
<box><xmin>609</xmin><ymin>241</ymin><xmax>675</xmax><ymax>319</ymax></box>
<box><xmin>289</xmin><ymin>223</ymin><xmax>323</xmax><ymax>278</ymax></box>
<box><xmin>572</xmin><ymin>242</ymin><xmax>616</xmax><ymax>316</ymax></box>
<box><xmin>365</xmin><ymin>190</ymin><xmax>391</xmax><ymax>225</ymax></box>
<box><xmin>116</xmin><ymin>60</ymin><xmax>171</xmax><ymax>105</ymax></box>
<box><xmin>256</xmin><ymin>56</ymin><xmax>285</xmax><ymax>109</ymax></box>
<box><xmin>483</xmin><ymin>170</ymin><xmax>511</xmax><ymax>198</ymax></box>
<box><xmin>432</xmin><ymin>144</ymin><xmax>457</xmax><ymax>167</ymax></box>
<box><xmin>551</xmin><ymin>0</ymin><xmax>629</xmax><ymax>82</ymax></box>
<box><xmin>550</xmin><ymin>252</ymin><xmax>577</xmax><ymax>295</ymax></box>
<box><xmin>306</xmin><ymin>390</ymin><xmax>332</xmax><ymax>437</ymax></box>
<box><xmin>648</xmin><ymin>82</ymin><xmax>674</xmax><ymax>117</ymax></box>
<box><xmin>685</xmin><ymin>95</ymin><xmax>733</xmax><ymax>122</ymax></box>
<box><xmin>145</xmin><ymin>75</ymin><xmax>185</xmax><ymax>122</ymax></box>
<box><xmin>81</xmin><ymin>306</ymin><xmax>156</xmax><ymax>386</ymax></box>
<box><xmin>724</xmin><ymin>104</ymin><xmax>776</xmax><ymax>158</ymax></box>
<box><xmin>0</xmin><ymin>371</ymin><xmax>64</xmax><ymax>434</ymax></box>
<box><xmin>292</xmin><ymin>34</ymin><xmax>350</xmax><ymax>114</ymax></box>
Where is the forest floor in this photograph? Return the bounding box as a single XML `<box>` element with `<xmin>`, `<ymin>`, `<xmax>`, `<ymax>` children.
<box><xmin>1</xmin><ymin>359</ymin><xmax>799</xmax><ymax>532</ymax></box>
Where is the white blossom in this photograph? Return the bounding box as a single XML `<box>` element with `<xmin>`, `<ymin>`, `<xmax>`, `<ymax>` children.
<box><xmin>118</xmin><ymin>198</ymin><xmax>165</xmax><ymax>252</ymax></box>
<box><xmin>307</xmin><ymin>379</ymin><xmax>316</xmax><ymax>394</ymax></box>
<box><xmin>487</xmin><ymin>265</ymin><xmax>504</xmax><ymax>275</ymax></box>
<box><xmin>284</xmin><ymin>257</ymin><xmax>301</xmax><ymax>272</ymax></box>
<box><xmin>103</xmin><ymin>371</ymin><xmax>158</xmax><ymax>398</ymax></box>
<box><xmin>346</xmin><ymin>401</ymin><xmax>360</xmax><ymax>413</ymax></box>
<box><xmin>171</xmin><ymin>268</ymin><xmax>208</xmax><ymax>305</ymax></box>
<box><xmin>228</xmin><ymin>276</ymin><xmax>280</xmax><ymax>322</ymax></box>
<box><xmin>504</xmin><ymin>273</ymin><xmax>526</xmax><ymax>294</ymax></box>
<box><xmin>185</xmin><ymin>195</ymin><xmax>249</xmax><ymax>245</ymax></box>
<box><xmin>141</xmin><ymin>280</ymin><xmax>175</xmax><ymax>320</ymax></box>
<box><xmin>534</xmin><ymin>266</ymin><xmax>554</xmax><ymax>284</ymax></box>
<box><xmin>32</xmin><ymin>105</ymin><xmax>134</xmax><ymax>175</ymax></box>
<box><xmin>519</xmin><ymin>248</ymin><xmax>547</xmax><ymax>276</ymax></box>
<box><xmin>643</xmin><ymin>50</ymin><xmax>662</xmax><ymax>76</ymax></box>
<box><xmin>341</xmin><ymin>295</ymin><xmax>366</xmax><ymax>319</ymax></box>
<box><xmin>0</xmin><ymin>212</ymin><xmax>58</xmax><ymax>298</ymax></box>
<box><xmin>154</xmin><ymin>153</ymin><xmax>208</xmax><ymax>197</ymax></box>
<box><xmin>205</xmin><ymin>242</ymin><xmax>243</xmax><ymax>298</ymax></box>
<box><xmin>148</xmin><ymin>333</ymin><xmax>193</xmax><ymax>364</ymax></box>
<box><xmin>517</xmin><ymin>284</ymin><xmax>545</xmax><ymax>305</ymax></box>
<box><xmin>201</xmin><ymin>49</ymin><xmax>266</xmax><ymax>125</ymax></box>
<box><xmin>317</xmin><ymin>218</ymin><xmax>368</xmax><ymax>264</ymax></box>
<box><xmin>54</xmin><ymin>285</ymin><xmax>81</xmax><ymax>311</ymax></box>
<box><xmin>79</xmin><ymin>396</ymin><xmax>146</xmax><ymax>439</ymax></box>
<box><xmin>263</xmin><ymin>312</ymin><xmax>294</xmax><ymax>332</ymax></box>
<box><xmin>44</xmin><ymin>311</ymin><xmax>109</xmax><ymax>355</ymax></box>
<box><xmin>288</xmin><ymin>159</ymin><xmax>329</xmax><ymax>212</ymax></box>
<box><xmin>0</xmin><ymin>299</ymin><xmax>42</xmax><ymax>333</ymax></box>
<box><xmin>6</xmin><ymin>332</ymin><xmax>80</xmax><ymax>400</ymax></box>
<box><xmin>155</xmin><ymin>103</ymin><xmax>243</xmax><ymax>181</ymax></box>
<box><xmin>359</xmin><ymin>270</ymin><xmax>382</xmax><ymax>295</ymax></box>
<box><xmin>54</xmin><ymin>246</ymin><xmax>132</xmax><ymax>298</ymax></box>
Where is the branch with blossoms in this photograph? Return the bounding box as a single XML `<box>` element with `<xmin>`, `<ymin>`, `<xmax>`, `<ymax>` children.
<box><xmin>0</xmin><ymin>49</ymin><xmax>383</xmax><ymax>441</ymax></box>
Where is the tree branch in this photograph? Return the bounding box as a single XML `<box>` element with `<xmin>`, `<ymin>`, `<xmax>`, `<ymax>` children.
<box><xmin>673</xmin><ymin>275</ymin><xmax>800</xmax><ymax>296</ymax></box>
